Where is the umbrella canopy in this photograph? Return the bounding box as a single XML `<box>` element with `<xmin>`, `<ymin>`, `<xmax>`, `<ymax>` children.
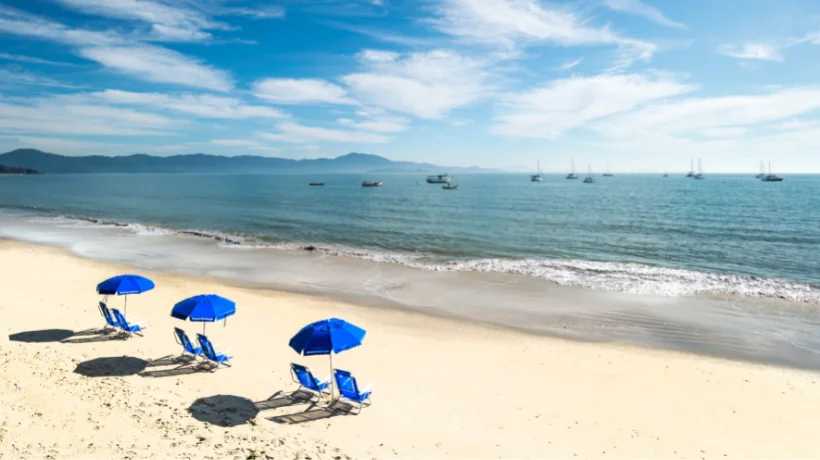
<box><xmin>289</xmin><ymin>318</ymin><xmax>366</xmax><ymax>356</ymax></box>
<box><xmin>171</xmin><ymin>294</ymin><xmax>236</xmax><ymax>322</ymax></box>
<box><xmin>97</xmin><ymin>274</ymin><xmax>155</xmax><ymax>296</ymax></box>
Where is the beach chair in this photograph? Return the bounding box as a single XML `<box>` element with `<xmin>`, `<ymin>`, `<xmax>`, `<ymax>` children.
<box><xmin>333</xmin><ymin>369</ymin><xmax>372</xmax><ymax>414</ymax></box>
<box><xmin>173</xmin><ymin>327</ymin><xmax>202</xmax><ymax>359</ymax></box>
<box><xmin>111</xmin><ymin>308</ymin><xmax>148</xmax><ymax>336</ymax></box>
<box><xmin>290</xmin><ymin>363</ymin><xmax>330</xmax><ymax>399</ymax></box>
<box><xmin>98</xmin><ymin>302</ymin><xmax>119</xmax><ymax>332</ymax></box>
<box><xmin>196</xmin><ymin>333</ymin><xmax>232</xmax><ymax>370</ymax></box>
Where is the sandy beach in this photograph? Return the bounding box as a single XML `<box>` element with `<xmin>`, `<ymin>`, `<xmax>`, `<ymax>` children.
<box><xmin>2</xmin><ymin>238</ymin><xmax>820</xmax><ymax>459</ymax></box>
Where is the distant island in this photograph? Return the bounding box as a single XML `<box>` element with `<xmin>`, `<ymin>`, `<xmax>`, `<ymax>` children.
<box><xmin>0</xmin><ymin>164</ymin><xmax>38</xmax><ymax>174</ymax></box>
<box><xmin>0</xmin><ymin>149</ymin><xmax>498</xmax><ymax>175</ymax></box>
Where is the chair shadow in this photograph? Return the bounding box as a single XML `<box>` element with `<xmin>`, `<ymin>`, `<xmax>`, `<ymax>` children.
<box><xmin>267</xmin><ymin>401</ymin><xmax>354</xmax><ymax>425</ymax></box>
<box><xmin>254</xmin><ymin>390</ymin><xmax>316</xmax><ymax>411</ymax></box>
<box><xmin>62</xmin><ymin>332</ymin><xmax>127</xmax><ymax>344</ymax></box>
<box><xmin>9</xmin><ymin>329</ymin><xmax>75</xmax><ymax>343</ymax></box>
<box><xmin>74</xmin><ymin>356</ymin><xmax>148</xmax><ymax>377</ymax></box>
<box><xmin>139</xmin><ymin>355</ymin><xmax>205</xmax><ymax>378</ymax></box>
<box><xmin>188</xmin><ymin>395</ymin><xmax>259</xmax><ymax>427</ymax></box>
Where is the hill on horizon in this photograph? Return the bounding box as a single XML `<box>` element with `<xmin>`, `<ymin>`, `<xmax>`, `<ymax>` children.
<box><xmin>0</xmin><ymin>149</ymin><xmax>497</xmax><ymax>175</ymax></box>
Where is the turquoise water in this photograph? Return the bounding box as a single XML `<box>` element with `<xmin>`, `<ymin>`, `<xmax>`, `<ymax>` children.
<box><xmin>1</xmin><ymin>173</ymin><xmax>819</xmax><ymax>301</ymax></box>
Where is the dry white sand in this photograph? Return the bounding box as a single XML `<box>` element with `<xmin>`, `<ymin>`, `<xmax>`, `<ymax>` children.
<box><xmin>2</xmin><ymin>239</ymin><xmax>820</xmax><ymax>459</ymax></box>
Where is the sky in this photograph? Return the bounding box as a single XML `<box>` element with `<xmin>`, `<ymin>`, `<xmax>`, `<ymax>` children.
<box><xmin>1</xmin><ymin>0</ymin><xmax>820</xmax><ymax>172</ymax></box>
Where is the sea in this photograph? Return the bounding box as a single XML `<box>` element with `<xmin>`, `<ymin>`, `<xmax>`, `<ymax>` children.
<box><xmin>2</xmin><ymin>172</ymin><xmax>820</xmax><ymax>368</ymax></box>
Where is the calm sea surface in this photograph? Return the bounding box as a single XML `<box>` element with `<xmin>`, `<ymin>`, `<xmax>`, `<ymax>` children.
<box><xmin>1</xmin><ymin>172</ymin><xmax>819</xmax><ymax>301</ymax></box>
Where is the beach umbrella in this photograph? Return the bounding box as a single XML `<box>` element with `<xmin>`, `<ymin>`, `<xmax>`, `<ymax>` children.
<box><xmin>289</xmin><ymin>318</ymin><xmax>366</xmax><ymax>397</ymax></box>
<box><xmin>171</xmin><ymin>294</ymin><xmax>236</xmax><ymax>334</ymax></box>
<box><xmin>96</xmin><ymin>274</ymin><xmax>155</xmax><ymax>316</ymax></box>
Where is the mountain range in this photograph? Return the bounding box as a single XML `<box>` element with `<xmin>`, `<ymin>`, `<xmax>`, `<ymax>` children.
<box><xmin>0</xmin><ymin>149</ymin><xmax>498</xmax><ymax>174</ymax></box>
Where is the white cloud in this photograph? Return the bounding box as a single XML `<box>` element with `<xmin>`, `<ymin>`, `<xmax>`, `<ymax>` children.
<box><xmin>0</xmin><ymin>5</ymin><xmax>121</xmax><ymax>46</ymax></box>
<box><xmin>94</xmin><ymin>90</ymin><xmax>286</xmax><ymax>119</ymax></box>
<box><xmin>603</xmin><ymin>0</ymin><xmax>687</xmax><ymax>30</ymax></box>
<box><xmin>209</xmin><ymin>139</ymin><xmax>281</xmax><ymax>154</ymax></box>
<box><xmin>252</xmin><ymin>78</ymin><xmax>354</xmax><ymax>105</ymax></box>
<box><xmin>429</xmin><ymin>0</ymin><xmax>656</xmax><ymax>68</ymax></box>
<box><xmin>220</xmin><ymin>5</ymin><xmax>285</xmax><ymax>19</ymax></box>
<box><xmin>337</xmin><ymin>116</ymin><xmax>409</xmax><ymax>132</ymax></box>
<box><xmin>559</xmin><ymin>58</ymin><xmax>582</xmax><ymax>71</ymax></box>
<box><xmin>342</xmin><ymin>49</ymin><xmax>490</xmax><ymax>119</ymax></box>
<box><xmin>595</xmin><ymin>86</ymin><xmax>820</xmax><ymax>139</ymax></box>
<box><xmin>0</xmin><ymin>69</ymin><xmax>83</xmax><ymax>89</ymax></box>
<box><xmin>0</xmin><ymin>52</ymin><xmax>75</xmax><ymax>66</ymax></box>
<box><xmin>492</xmin><ymin>73</ymin><xmax>695</xmax><ymax>138</ymax></box>
<box><xmin>260</xmin><ymin>122</ymin><xmax>390</xmax><ymax>143</ymax></box>
<box><xmin>358</xmin><ymin>49</ymin><xmax>399</xmax><ymax>62</ymax></box>
<box><xmin>716</xmin><ymin>43</ymin><xmax>784</xmax><ymax>62</ymax></box>
<box><xmin>78</xmin><ymin>45</ymin><xmax>233</xmax><ymax>91</ymax></box>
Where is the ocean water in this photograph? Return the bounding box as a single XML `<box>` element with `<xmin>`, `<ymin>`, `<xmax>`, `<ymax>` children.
<box><xmin>1</xmin><ymin>172</ymin><xmax>819</xmax><ymax>302</ymax></box>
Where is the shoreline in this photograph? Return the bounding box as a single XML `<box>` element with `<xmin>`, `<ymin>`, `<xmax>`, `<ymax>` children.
<box><xmin>3</xmin><ymin>239</ymin><xmax>820</xmax><ymax>458</ymax></box>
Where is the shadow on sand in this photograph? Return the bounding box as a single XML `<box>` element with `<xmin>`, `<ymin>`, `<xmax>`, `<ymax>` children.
<box><xmin>267</xmin><ymin>400</ymin><xmax>355</xmax><ymax>425</ymax></box>
<box><xmin>254</xmin><ymin>390</ymin><xmax>317</xmax><ymax>411</ymax></box>
<box><xmin>139</xmin><ymin>355</ymin><xmax>206</xmax><ymax>378</ymax></box>
<box><xmin>74</xmin><ymin>356</ymin><xmax>148</xmax><ymax>377</ymax></box>
<box><xmin>188</xmin><ymin>395</ymin><xmax>259</xmax><ymax>427</ymax></box>
<box><xmin>9</xmin><ymin>329</ymin><xmax>75</xmax><ymax>343</ymax></box>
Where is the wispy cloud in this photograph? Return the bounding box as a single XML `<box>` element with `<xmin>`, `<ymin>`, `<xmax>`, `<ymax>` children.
<box><xmin>559</xmin><ymin>58</ymin><xmax>582</xmax><ymax>71</ymax></box>
<box><xmin>0</xmin><ymin>68</ymin><xmax>84</xmax><ymax>89</ymax></box>
<box><xmin>492</xmin><ymin>73</ymin><xmax>695</xmax><ymax>138</ymax></box>
<box><xmin>252</xmin><ymin>78</ymin><xmax>354</xmax><ymax>105</ymax></box>
<box><xmin>260</xmin><ymin>122</ymin><xmax>390</xmax><ymax>143</ymax></box>
<box><xmin>209</xmin><ymin>139</ymin><xmax>281</xmax><ymax>155</ymax></box>
<box><xmin>94</xmin><ymin>90</ymin><xmax>286</xmax><ymax>119</ymax></box>
<box><xmin>715</xmin><ymin>43</ymin><xmax>784</xmax><ymax>62</ymax></box>
<box><xmin>337</xmin><ymin>115</ymin><xmax>410</xmax><ymax>132</ymax></box>
<box><xmin>0</xmin><ymin>52</ymin><xmax>76</xmax><ymax>66</ymax></box>
<box><xmin>603</xmin><ymin>0</ymin><xmax>687</xmax><ymax>30</ymax></box>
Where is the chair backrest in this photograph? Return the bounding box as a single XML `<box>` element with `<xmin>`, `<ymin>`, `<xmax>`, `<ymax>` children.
<box><xmin>174</xmin><ymin>327</ymin><xmax>194</xmax><ymax>352</ymax></box>
<box><xmin>197</xmin><ymin>333</ymin><xmax>217</xmax><ymax>360</ymax></box>
<box><xmin>99</xmin><ymin>302</ymin><xmax>117</xmax><ymax>326</ymax></box>
<box><xmin>111</xmin><ymin>309</ymin><xmax>129</xmax><ymax>329</ymax></box>
<box><xmin>291</xmin><ymin>363</ymin><xmax>317</xmax><ymax>389</ymax></box>
<box><xmin>334</xmin><ymin>369</ymin><xmax>360</xmax><ymax>399</ymax></box>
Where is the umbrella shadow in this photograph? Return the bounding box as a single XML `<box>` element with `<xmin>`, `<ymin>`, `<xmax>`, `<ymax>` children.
<box><xmin>74</xmin><ymin>356</ymin><xmax>148</xmax><ymax>377</ymax></box>
<box><xmin>9</xmin><ymin>329</ymin><xmax>75</xmax><ymax>343</ymax></box>
<box><xmin>139</xmin><ymin>355</ymin><xmax>206</xmax><ymax>378</ymax></box>
<box><xmin>267</xmin><ymin>401</ymin><xmax>353</xmax><ymax>425</ymax></box>
<box><xmin>188</xmin><ymin>395</ymin><xmax>259</xmax><ymax>427</ymax></box>
<box><xmin>254</xmin><ymin>390</ymin><xmax>317</xmax><ymax>411</ymax></box>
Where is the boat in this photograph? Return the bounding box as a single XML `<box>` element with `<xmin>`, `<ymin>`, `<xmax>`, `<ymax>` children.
<box><xmin>362</xmin><ymin>180</ymin><xmax>382</xmax><ymax>187</ymax></box>
<box><xmin>530</xmin><ymin>160</ymin><xmax>544</xmax><ymax>182</ymax></box>
<box><xmin>603</xmin><ymin>162</ymin><xmax>613</xmax><ymax>177</ymax></box>
<box><xmin>426</xmin><ymin>174</ymin><xmax>451</xmax><ymax>184</ymax></box>
<box><xmin>755</xmin><ymin>161</ymin><xmax>765</xmax><ymax>179</ymax></box>
<box><xmin>663</xmin><ymin>170</ymin><xmax>668</xmax><ymax>178</ymax></box>
<box><xmin>693</xmin><ymin>158</ymin><xmax>704</xmax><ymax>180</ymax></box>
<box><xmin>686</xmin><ymin>159</ymin><xmax>695</xmax><ymax>178</ymax></box>
<box><xmin>309</xmin><ymin>182</ymin><xmax>325</xmax><ymax>186</ymax></box>
<box><xmin>761</xmin><ymin>162</ymin><xmax>784</xmax><ymax>182</ymax></box>
<box><xmin>583</xmin><ymin>164</ymin><xmax>595</xmax><ymax>183</ymax></box>
<box><xmin>566</xmin><ymin>159</ymin><xmax>578</xmax><ymax>179</ymax></box>
<box><xmin>443</xmin><ymin>184</ymin><xmax>459</xmax><ymax>190</ymax></box>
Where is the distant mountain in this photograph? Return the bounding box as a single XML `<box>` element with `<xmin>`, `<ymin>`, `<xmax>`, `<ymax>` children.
<box><xmin>0</xmin><ymin>149</ymin><xmax>499</xmax><ymax>174</ymax></box>
<box><xmin>0</xmin><ymin>164</ymin><xmax>38</xmax><ymax>174</ymax></box>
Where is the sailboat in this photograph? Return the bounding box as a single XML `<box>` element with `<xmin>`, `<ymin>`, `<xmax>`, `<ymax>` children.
<box><xmin>694</xmin><ymin>158</ymin><xmax>705</xmax><ymax>180</ymax></box>
<box><xmin>663</xmin><ymin>169</ymin><xmax>668</xmax><ymax>178</ymax></box>
<box><xmin>583</xmin><ymin>164</ymin><xmax>595</xmax><ymax>183</ymax></box>
<box><xmin>761</xmin><ymin>162</ymin><xmax>784</xmax><ymax>182</ymax></box>
<box><xmin>755</xmin><ymin>161</ymin><xmax>765</xmax><ymax>179</ymax></box>
<box><xmin>686</xmin><ymin>159</ymin><xmax>695</xmax><ymax>178</ymax></box>
<box><xmin>603</xmin><ymin>162</ymin><xmax>613</xmax><ymax>177</ymax></box>
<box><xmin>566</xmin><ymin>159</ymin><xmax>579</xmax><ymax>179</ymax></box>
<box><xmin>531</xmin><ymin>160</ymin><xmax>544</xmax><ymax>182</ymax></box>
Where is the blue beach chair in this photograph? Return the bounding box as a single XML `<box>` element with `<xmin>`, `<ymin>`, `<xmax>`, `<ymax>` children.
<box><xmin>290</xmin><ymin>363</ymin><xmax>330</xmax><ymax>399</ymax></box>
<box><xmin>173</xmin><ymin>327</ymin><xmax>202</xmax><ymax>359</ymax></box>
<box><xmin>196</xmin><ymin>333</ymin><xmax>232</xmax><ymax>370</ymax></box>
<box><xmin>333</xmin><ymin>369</ymin><xmax>372</xmax><ymax>414</ymax></box>
<box><xmin>111</xmin><ymin>308</ymin><xmax>148</xmax><ymax>336</ymax></box>
<box><xmin>98</xmin><ymin>302</ymin><xmax>119</xmax><ymax>332</ymax></box>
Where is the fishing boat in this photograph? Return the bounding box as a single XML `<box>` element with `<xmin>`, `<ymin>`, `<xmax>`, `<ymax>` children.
<box><xmin>603</xmin><ymin>162</ymin><xmax>614</xmax><ymax>177</ymax></box>
<box><xmin>566</xmin><ymin>159</ymin><xmax>579</xmax><ymax>179</ymax></box>
<box><xmin>426</xmin><ymin>174</ymin><xmax>451</xmax><ymax>184</ymax></box>
<box><xmin>583</xmin><ymin>164</ymin><xmax>595</xmax><ymax>183</ymax></box>
<box><xmin>362</xmin><ymin>180</ymin><xmax>382</xmax><ymax>187</ymax></box>
<box><xmin>694</xmin><ymin>158</ymin><xmax>705</xmax><ymax>180</ymax></box>
<box><xmin>761</xmin><ymin>162</ymin><xmax>784</xmax><ymax>182</ymax></box>
<box><xmin>686</xmin><ymin>159</ymin><xmax>695</xmax><ymax>178</ymax></box>
<box><xmin>443</xmin><ymin>184</ymin><xmax>459</xmax><ymax>190</ymax></box>
<box><xmin>755</xmin><ymin>161</ymin><xmax>765</xmax><ymax>179</ymax></box>
<box><xmin>530</xmin><ymin>160</ymin><xmax>544</xmax><ymax>182</ymax></box>
<box><xmin>309</xmin><ymin>182</ymin><xmax>325</xmax><ymax>186</ymax></box>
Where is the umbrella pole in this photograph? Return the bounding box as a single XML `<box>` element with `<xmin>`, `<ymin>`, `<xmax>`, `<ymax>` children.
<box><xmin>329</xmin><ymin>352</ymin><xmax>335</xmax><ymax>401</ymax></box>
<box><xmin>124</xmin><ymin>295</ymin><xmax>128</xmax><ymax>317</ymax></box>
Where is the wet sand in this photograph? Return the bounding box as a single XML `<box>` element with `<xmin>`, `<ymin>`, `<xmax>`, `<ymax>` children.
<box><xmin>2</xmin><ymin>239</ymin><xmax>820</xmax><ymax>459</ymax></box>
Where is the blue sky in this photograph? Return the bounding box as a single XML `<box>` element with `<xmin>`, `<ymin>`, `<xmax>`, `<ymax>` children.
<box><xmin>1</xmin><ymin>0</ymin><xmax>820</xmax><ymax>172</ymax></box>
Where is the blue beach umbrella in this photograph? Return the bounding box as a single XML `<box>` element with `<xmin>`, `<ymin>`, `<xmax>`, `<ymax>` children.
<box><xmin>96</xmin><ymin>274</ymin><xmax>155</xmax><ymax>316</ymax></box>
<box><xmin>289</xmin><ymin>318</ymin><xmax>366</xmax><ymax>396</ymax></box>
<box><xmin>171</xmin><ymin>294</ymin><xmax>236</xmax><ymax>334</ymax></box>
